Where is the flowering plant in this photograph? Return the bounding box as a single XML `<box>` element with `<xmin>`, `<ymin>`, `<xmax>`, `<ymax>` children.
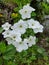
<box><xmin>0</xmin><ymin>0</ymin><xmax>49</xmax><ymax>65</ymax></box>
<box><xmin>2</xmin><ymin>4</ymin><xmax>43</xmax><ymax>52</ymax></box>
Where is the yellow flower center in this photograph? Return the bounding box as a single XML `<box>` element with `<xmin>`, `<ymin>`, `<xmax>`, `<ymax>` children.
<box><xmin>32</xmin><ymin>24</ymin><xmax>34</xmax><ymax>26</ymax></box>
<box><xmin>19</xmin><ymin>25</ymin><xmax>22</xmax><ymax>28</ymax></box>
<box><xmin>13</xmin><ymin>36</ymin><xmax>16</xmax><ymax>39</ymax></box>
<box><xmin>29</xmin><ymin>39</ymin><xmax>32</xmax><ymax>41</ymax></box>
<box><xmin>7</xmin><ymin>33</ymin><xmax>9</xmax><ymax>35</ymax></box>
<box><xmin>25</xmin><ymin>11</ymin><xmax>27</xmax><ymax>13</ymax></box>
<box><xmin>6</xmin><ymin>26</ymin><xmax>8</xmax><ymax>28</ymax></box>
<box><xmin>19</xmin><ymin>42</ymin><xmax>22</xmax><ymax>44</ymax></box>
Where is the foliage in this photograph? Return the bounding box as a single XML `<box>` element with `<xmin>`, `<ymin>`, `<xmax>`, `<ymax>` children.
<box><xmin>14</xmin><ymin>45</ymin><xmax>46</xmax><ymax>65</ymax></box>
<box><xmin>0</xmin><ymin>41</ymin><xmax>49</xmax><ymax>65</ymax></box>
<box><xmin>0</xmin><ymin>42</ymin><xmax>16</xmax><ymax>65</ymax></box>
<box><xmin>0</xmin><ymin>0</ymin><xmax>49</xmax><ymax>65</ymax></box>
<box><xmin>1</xmin><ymin>0</ymin><xmax>31</xmax><ymax>8</ymax></box>
<box><xmin>30</xmin><ymin>0</ymin><xmax>49</xmax><ymax>21</ymax></box>
<box><xmin>42</xmin><ymin>2</ymin><xmax>49</xmax><ymax>14</ymax></box>
<box><xmin>0</xmin><ymin>27</ymin><xmax>4</xmax><ymax>34</ymax></box>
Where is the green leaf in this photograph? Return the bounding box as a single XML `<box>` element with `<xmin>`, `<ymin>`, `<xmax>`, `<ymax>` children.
<box><xmin>37</xmin><ymin>48</ymin><xmax>45</xmax><ymax>54</ymax></box>
<box><xmin>31</xmin><ymin>12</ymin><xmax>36</xmax><ymax>17</ymax></box>
<box><xmin>30</xmin><ymin>55</ymin><xmax>36</xmax><ymax>60</ymax></box>
<box><xmin>7</xmin><ymin>61</ymin><xmax>17</xmax><ymax>65</ymax></box>
<box><xmin>4</xmin><ymin>60</ymin><xmax>18</xmax><ymax>65</ymax></box>
<box><xmin>42</xmin><ymin>2</ymin><xmax>49</xmax><ymax>14</ymax></box>
<box><xmin>0</xmin><ymin>27</ymin><xmax>3</xmax><ymax>34</ymax></box>
<box><xmin>14</xmin><ymin>7</ymin><xmax>19</xmax><ymax>12</ymax></box>
<box><xmin>0</xmin><ymin>42</ymin><xmax>6</xmax><ymax>53</ymax></box>
<box><xmin>44</xmin><ymin>55</ymin><xmax>48</xmax><ymax>61</ymax></box>
<box><xmin>3</xmin><ymin>44</ymin><xmax>16</xmax><ymax>60</ymax></box>
<box><xmin>0</xmin><ymin>57</ymin><xmax>3</xmax><ymax>65</ymax></box>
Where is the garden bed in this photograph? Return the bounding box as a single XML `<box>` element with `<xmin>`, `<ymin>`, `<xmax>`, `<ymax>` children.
<box><xmin>0</xmin><ymin>0</ymin><xmax>49</xmax><ymax>65</ymax></box>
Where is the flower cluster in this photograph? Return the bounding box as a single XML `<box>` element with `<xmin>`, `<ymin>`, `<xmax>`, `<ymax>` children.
<box><xmin>2</xmin><ymin>4</ymin><xmax>43</xmax><ymax>52</ymax></box>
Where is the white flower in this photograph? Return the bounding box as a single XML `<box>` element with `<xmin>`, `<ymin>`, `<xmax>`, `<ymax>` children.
<box><xmin>15</xmin><ymin>39</ymin><xmax>28</xmax><ymax>52</ymax></box>
<box><xmin>11</xmin><ymin>19</ymin><xmax>28</xmax><ymax>34</ymax></box>
<box><xmin>6</xmin><ymin>37</ymin><xmax>16</xmax><ymax>45</ymax></box>
<box><xmin>9</xmin><ymin>30</ymin><xmax>22</xmax><ymax>42</ymax></box>
<box><xmin>27</xmin><ymin>19</ymin><xmax>40</xmax><ymax>29</ymax></box>
<box><xmin>2</xmin><ymin>22</ymin><xmax>11</xmax><ymax>30</ymax></box>
<box><xmin>33</xmin><ymin>24</ymin><xmax>44</xmax><ymax>33</ymax></box>
<box><xmin>27</xmin><ymin>36</ymin><xmax>36</xmax><ymax>47</ymax></box>
<box><xmin>2</xmin><ymin>30</ymin><xmax>11</xmax><ymax>38</ymax></box>
<box><xmin>27</xmin><ymin>19</ymin><xmax>44</xmax><ymax>33</ymax></box>
<box><xmin>47</xmin><ymin>0</ymin><xmax>49</xmax><ymax>3</ymax></box>
<box><xmin>6</xmin><ymin>38</ymin><xmax>28</xmax><ymax>52</ymax></box>
<box><xmin>23</xmin><ymin>39</ymin><xmax>28</xmax><ymax>50</ymax></box>
<box><xmin>19</xmin><ymin>4</ymin><xmax>35</xmax><ymax>19</ymax></box>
